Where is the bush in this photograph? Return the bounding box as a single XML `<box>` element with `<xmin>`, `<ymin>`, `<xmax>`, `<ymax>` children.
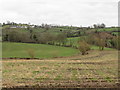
<box><xmin>111</xmin><ymin>36</ymin><xmax>120</xmax><ymax>50</ymax></box>
<box><xmin>27</xmin><ymin>49</ymin><xmax>35</xmax><ymax>58</ymax></box>
<box><xmin>78</xmin><ymin>41</ymin><xmax>90</xmax><ymax>55</ymax></box>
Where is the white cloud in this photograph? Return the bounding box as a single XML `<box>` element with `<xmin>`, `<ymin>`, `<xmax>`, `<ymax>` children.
<box><xmin>0</xmin><ymin>0</ymin><xmax>118</xmax><ymax>26</ymax></box>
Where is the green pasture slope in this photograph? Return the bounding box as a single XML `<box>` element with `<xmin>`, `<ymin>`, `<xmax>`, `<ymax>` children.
<box><xmin>3</xmin><ymin>26</ymin><xmax>119</xmax><ymax>36</ymax></box>
<box><xmin>2</xmin><ymin>37</ymin><xmax>114</xmax><ymax>59</ymax></box>
<box><xmin>2</xmin><ymin>42</ymin><xmax>79</xmax><ymax>59</ymax></box>
<box><xmin>67</xmin><ymin>37</ymin><xmax>114</xmax><ymax>50</ymax></box>
<box><xmin>96</xmin><ymin>27</ymin><xmax>118</xmax><ymax>32</ymax></box>
<box><xmin>52</xmin><ymin>36</ymin><xmax>114</xmax><ymax>51</ymax></box>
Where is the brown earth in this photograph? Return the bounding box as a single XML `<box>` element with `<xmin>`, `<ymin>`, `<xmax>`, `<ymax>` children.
<box><xmin>1</xmin><ymin>50</ymin><xmax>119</xmax><ymax>88</ymax></box>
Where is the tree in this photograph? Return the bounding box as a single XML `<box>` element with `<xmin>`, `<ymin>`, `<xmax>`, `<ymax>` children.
<box><xmin>29</xmin><ymin>29</ymin><xmax>33</xmax><ymax>40</ymax></box>
<box><xmin>93</xmin><ymin>23</ymin><xmax>106</xmax><ymax>28</ymax></box>
<box><xmin>101</xmin><ymin>23</ymin><xmax>106</xmax><ymax>28</ymax></box>
<box><xmin>97</xmin><ymin>38</ymin><xmax>105</xmax><ymax>50</ymax></box>
<box><xmin>93</xmin><ymin>24</ymin><xmax>98</xmax><ymax>28</ymax></box>
<box><xmin>33</xmin><ymin>34</ymin><xmax>37</xmax><ymax>42</ymax></box>
<box><xmin>44</xmin><ymin>24</ymin><xmax>50</xmax><ymax>31</ymax></box>
<box><xmin>56</xmin><ymin>33</ymin><xmax>67</xmax><ymax>46</ymax></box>
<box><xmin>111</xmin><ymin>36</ymin><xmax>120</xmax><ymax>50</ymax></box>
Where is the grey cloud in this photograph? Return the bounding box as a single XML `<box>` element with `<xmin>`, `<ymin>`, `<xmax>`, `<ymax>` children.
<box><xmin>0</xmin><ymin>0</ymin><xmax>118</xmax><ymax>26</ymax></box>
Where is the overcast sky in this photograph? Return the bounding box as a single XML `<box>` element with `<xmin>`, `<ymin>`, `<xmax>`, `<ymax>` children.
<box><xmin>0</xmin><ymin>0</ymin><xmax>118</xmax><ymax>27</ymax></box>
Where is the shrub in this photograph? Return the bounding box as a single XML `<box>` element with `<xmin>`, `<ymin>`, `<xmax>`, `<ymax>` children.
<box><xmin>78</xmin><ymin>41</ymin><xmax>90</xmax><ymax>55</ymax></box>
<box><xmin>27</xmin><ymin>49</ymin><xmax>35</xmax><ymax>58</ymax></box>
<box><xmin>111</xmin><ymin>36</ymin><xmax>120</xmax><ymax>50</ymax></box>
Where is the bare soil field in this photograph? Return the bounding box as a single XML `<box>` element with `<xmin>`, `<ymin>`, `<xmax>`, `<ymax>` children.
<box><xmin>2</xmin><ymin>50</ymin><xmax>119</xmax><ymax>88</ymax></box>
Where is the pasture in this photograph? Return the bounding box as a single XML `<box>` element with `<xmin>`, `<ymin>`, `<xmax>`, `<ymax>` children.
<box><xmin>2</xmin><ymin>42</ymin><xmax>114</xmax><ymax>59</ymax></box>
<box><xmin>67</xmin><ymin>37</ymin><xmax>114</xmax><ymax>50</ymax></box>
<box><xmin>2</xmin><ymin>42</ymin><xmax>79</xmax><ymax>59</ymax></box>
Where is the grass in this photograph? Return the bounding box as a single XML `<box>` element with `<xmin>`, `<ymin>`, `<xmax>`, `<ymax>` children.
<box><xmin>2</xmin><ymin>40</ymin><xmax>114</xmax><ymax>59</ymax></box>
<box><xmin>66</xmin><ymin>37</ymin><xmax>80</xmax><ymax>46</ymax></box>
<box><xmin>32</xmin><ymin>71</ymin><xmax>41</xmax><ymax>74</ymax></box>
<box><xmin>112</xmin><ymin>32</ymin><xmax>120</xmax><ymax>36</ymax></box>
<box><xmin>67</xmin><ymin>37</ymin><xmax>80</xmax><ymax>41</ymax></box>
<box><xmin>91</xmin><ymin>45</ymin><xmax>114</xmax><ymax>50</ymax></box>
<box><xmin>97</xmin><ymin>28</ymin><xmax>118</xmax><ymax>32</ymax></box>
<box><xmin>2</xmin><ymin>42</ymin><xmax>79</xmax><ymax>59</ymax></box>
<box><xmin>2</xmin><ymin>50</ymin><xmax>118</xmax><ymax>88</ymax></box>
<box><xmin>67</xmin><ymin>37</ymin><xmax>114</xmax><ymax>50</ymax></box>
<box><xmin>105</xmin><ymin>77</ymin><xmax>112</xmax><ymax>82</ymax></box>
<box><xmin>87</xmin><ymin>27</ymin><xmax>118</xmax><ymax>32</ymax></box>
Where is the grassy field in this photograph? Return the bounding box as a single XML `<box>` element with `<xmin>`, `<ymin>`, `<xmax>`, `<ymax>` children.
<box><xmin>97</xmin><ymin>27</ymin><xmax>118</xmax><ymax>32</ymax></box>
<box><xmin>2</xmin><ymin>42</ymin><xmax>114</xmax><ymax>59</ymax></box>
<box><xmin>2</xmin><ymin>50</ymin><xmax>118</xmax><ymax>88</ymax></box>
<box><xmin>2</xmin><ymin>42</ymin><xmax>79</xmax><ymax>59</ymax></box>
<box><xmin>91</xmin><ymin>45</ymin><xmax>114</xmax><ymax>50</ymax></box>
<box><xmin>67</xmin><ymin>37</ymin><xmax>114</xmax><ymax>50</ymax></box>
<box><xmin>85</xmin><ymin>27</ymin><xmax>119</xmax><ymax>36</ymax></box>
<box><xmin>3</xmin><ymin>26</ymin><xmax>119</xmax><ymax>36</ymax></box>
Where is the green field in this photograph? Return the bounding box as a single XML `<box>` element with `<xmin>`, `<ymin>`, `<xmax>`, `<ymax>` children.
<box><xmin>2</xmin><ymin>42</ymin><xmax>79</xmax><ymax>59</ymax></box>
<box><xmin>67</xmin><ymin>37</ymin><xmax>114</xmax><ymax>50</ymax></box>
<box><xmin>90</xmin><ymin>45</ymin><xmax>114</xmax><ymax>50</ymax></box>
<box><xmin>85</xmin><ymin>27</ymin><xmax>119</xmax><ymax>35</ymax></box>
<box><xmin>2</xmin><ymin>41</ymin><xmax>114</xmax><ymax>59</ymax></box>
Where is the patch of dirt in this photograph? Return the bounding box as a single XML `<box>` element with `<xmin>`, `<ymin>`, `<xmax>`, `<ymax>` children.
<box><xmin>2</xmin><ymin>81</ymin><xmax>119</xmax><ymax>88</ymax></box>
<box><xmin>67</xmin><ymin>62</ymin><xmax>108</xmax><ymax>65</ymax></box>
<box><xmin>67</xmin><ymin>68</ymin><xmax>100</xmax><ymax>71</ymax></box>
<box><xmin>71</xmin><ymin>51</ymin><xmax>111</xmax><ymax>60</ymax></box>
<box><xmin>2</xmin><ymin>57</ymin><xmax>40</xmax><ymax>60</ymax></box>
<box><xmin>2</xmin><ymin>50</ymin><xmax>119</xmax><ymax>88</ymax></box>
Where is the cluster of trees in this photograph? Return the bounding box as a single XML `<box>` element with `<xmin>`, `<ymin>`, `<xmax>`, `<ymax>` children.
<box><xmin>78</xmin><ymin>32</ymin><xmax>120</xmax><ymax>55</ymax></box>
<box><xmin>3</xmin><ymin>30</ymin><xmax>31</xmax><ymax>43</ymax></box>
<box><xmin>89</xmin><ymin>32</ymin><xmax>120</xmax><ymax>50</ymax></box>
<box><xmin>2</xmin><ymin>29</ymin><xmax>68</xmax><ymax>46</ymax></box>
<box><xmin>2</xmin><ymin>21</ymin><xmax>28</xmax><ymax>27</ymax></box>
<box><xmin>93</xmin><ymin>23</ymin><xmax>106</xmax><ymax>28</ymax></box>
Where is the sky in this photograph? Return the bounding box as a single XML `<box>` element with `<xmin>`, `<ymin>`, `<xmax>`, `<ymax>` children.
<box><xmin>0</xmin><ymin>0</ymin><xmax>119</xmax><ymax>27</ymax></box>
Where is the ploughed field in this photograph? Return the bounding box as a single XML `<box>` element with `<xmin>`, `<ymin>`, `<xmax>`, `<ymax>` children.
<box><xmin>2</xmin><ymin>50</ymin><xmax>119</xmax><ymax>88</ymax></box>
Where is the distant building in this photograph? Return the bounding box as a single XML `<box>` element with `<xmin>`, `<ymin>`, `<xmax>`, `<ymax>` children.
<box><xmin>30</xmin><ymin>25</ymin><xmax>35</xmax><ymax>28</ymax></box>
<box><xmin>10</xmin><ymin>25</ymin><xmax>27</xmax><ymax>29</ymax></box>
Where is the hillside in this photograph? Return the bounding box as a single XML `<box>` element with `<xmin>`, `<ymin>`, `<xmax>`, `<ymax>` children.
<box><xmin>2</xmin><ymin>42</ymin><xmax>79</xmax><ymax>59</ymax></box>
